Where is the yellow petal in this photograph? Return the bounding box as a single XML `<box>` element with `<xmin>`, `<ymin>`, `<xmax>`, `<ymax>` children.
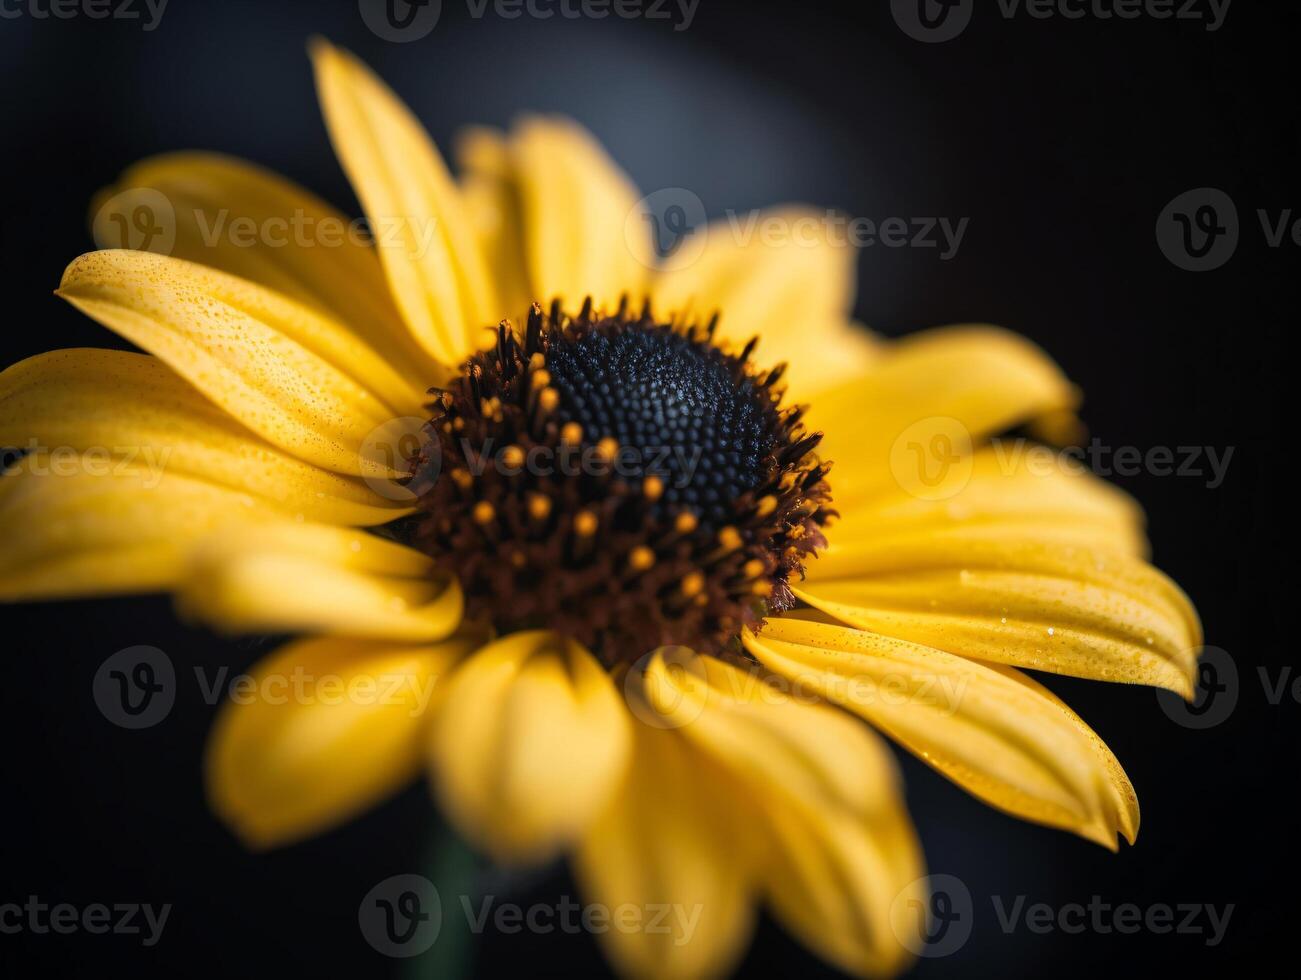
<box><xmin>428</xmin><ymin>631</ymin><xmax>630</xmax><ymax>864</ymax></box>
<box><xmin>0</xmin><ymin>456</ymin><xmax>280</xmax><ymax>600</ymax></box>
<box><xmin>56</xmin><ymin>249</ymin><xmax>420</xmax><ymax>475</ymax></box>
<box><xmin>638</xmin><ymin>650</ymin><xmax>899</xmax><ymax>819</ymax></box>
<box><xmin>509</xmin><ymin>115</ymin><xmax>653</xmax><ymax>311</ymax></box>
<box><xmin>761</xmin><ymin>780</ymin><xmax>926</xmax><ymax>979</ymax></box>
<box><xmin>310</xmin><ymin>39</ymin><xmax>497</xmax><ymax>364</ymax></box>
<box><xmin>811</xmin><ymin>325</ymin><xmax>1080</xmax><ymax>502</ymax></box>
<box><xmin>206</xmin><ymin>632</ymin><xmax>477</xmax><ymax>848</ymax></box>
<box><xmin>456</xmin><ymin>126</ymin><xmax>532</xmax><ymax>326</ymax></box>
<box><xmin>799</xmin><ymin>526</ymin><xmax>1200</xmax><ymax>697</ymax></box>
<box><xmin>652</xmin><ymin>207</ymin><xmax>879</xmax><ymax>399</ymax></box>
<box><xmin>0</xmin><ymin>348</ymin><xmax>409</xmax><ymax>525</ymax></box>
<box><xmin>829</xmin><ymin>445</ymin><xmax>1146</xmax><ymax>556</ymax></box>
<box><xmin>0</xmin><ymin>544</ymin><xmax>189</xmax><ymax>602</ymax></box>
<box><xmin>177</xmin><ymin>526</ymin><xmax>461</xmax><ymax>641</ymax></box>
<box><xmin>636</xmin><ymin>650</ymin><xmax>923</xmax><ymax>977</ymax></box>
<box><xmin>188</xmin><ymin>519</ymin><xmax>434</xmax><ymax>577</ymax></box>
<box><xmin>746</xmin><ymin>616</ymin><xmax>1139</xmax><ymax>848</ymax></box>
<box><xmin>91</xmin><ymin>151</ymin><xmax>446</xmax><ymax>393</ymax></box>
<box><xmin>574</xmin><ymin>724</ymin><xmax>755</xmax><ymax>980</ymax></box>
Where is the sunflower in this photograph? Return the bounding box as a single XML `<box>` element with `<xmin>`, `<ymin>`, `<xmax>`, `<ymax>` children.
<box><xmin>0</xmin><ymin>40</ymin><xmax>1200</xmax><ymax>979</ymax></box>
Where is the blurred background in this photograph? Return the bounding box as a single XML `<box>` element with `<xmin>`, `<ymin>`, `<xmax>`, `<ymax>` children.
<box><xmin>0</xmin><ymin>0</ymin><xmax>1291</xmax><ymax>976</ymax></box>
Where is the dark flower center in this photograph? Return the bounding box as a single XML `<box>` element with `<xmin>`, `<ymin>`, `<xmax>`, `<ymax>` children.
<box><xmin>407</xmin><ymin>299</ymin><xmax>833</xmax><ymax>665</ymax></box>
<box><xmin>544</xmin><ymin>316</ymin><xmax>773</xmax><ymax>529</ymax></box>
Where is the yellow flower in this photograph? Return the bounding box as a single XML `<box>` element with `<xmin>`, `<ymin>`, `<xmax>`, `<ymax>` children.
<box><xmin>0</xmin><ymin>40</ymin><xmax>1200</xmax><ymax>980</ymax></box>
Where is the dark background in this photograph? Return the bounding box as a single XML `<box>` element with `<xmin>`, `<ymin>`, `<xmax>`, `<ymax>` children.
<box><xmin>0</xmin><ymin>0</ymin><xmax>1292</xmax><ymax>976</ymax></box>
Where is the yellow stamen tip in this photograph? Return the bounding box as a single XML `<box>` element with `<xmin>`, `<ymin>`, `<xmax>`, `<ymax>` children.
<box><xmin>574</xmin><ymin>511</ymin><xmax>598</xmax><ymax>536</ymax></box>
<box><xmin>452</xmin><ymin>470</ymin><xmax>472</xmax><ymax>490</ymax></box>
<box><xmin>596</xmin><ymin>436</ymin><xmax>619</xmax><ymax>461</ymax></box>
<box><xmin>561</xmin><ymin>422</ymin><xmax>583</xmax><ymax>445</ymax></box>
<box><xmin>743</xmin><ymin>559</ymin><xmax>765</xmax><ymax>579</ymax></box>
<box><xmin>756</xmin><ymin>495</ymin><xmax>777</xmax><ymax>518</ymax></box>
<box><xmin>752</xmin><ymin>580</ymin><xmax>773</xmax><ymax>597</ymax></box>
<box><xmin>642</xmin><ymin>475</ymin><xmax>664</xmax><ymax>501</ymax></box>
<box><xmin>472</xmin><ymin>501</ymin><xmax>495</xmax><ymax>525</ymax></box>
<box><xmin>718</xmin><ymin>526</ymin><xmax>742</xmax><ymax>550</ymax></box>
<box><xmin>539</xmin><ymin>388</ymin><xmax>559</xmax><ymax>412</ymax></box>
<box><xmin>527</xmin><ymin>493</ymin><xmax>552</xmax><ymax>520</ymax></box>
<box><xmin>629</xmin><ymin>546</ymin><xmax>655</xmax><ymax>572</ymax></box>
<box><xmin>532</xmin><ymin>368</ymin><xmax>551</xmax><ymax>388</ymax></box>
<box><xmin>529</xmin><ymin>352</ymin><xmax>546</xmax><ymax>371</ymax></box>
<box><xmin>501</xmin><ymin>445</ymin><xmax>525</xmax><ymax>469</ymax></box>
<box><xmin>681</xmin><ymin>571</ymin><xmax>705</xmax><ymax>598</ymax></box>
<box><xmin>675</xmin><ymin>511</ymin><xmax>698</xmax><ymax>534</ymax></box>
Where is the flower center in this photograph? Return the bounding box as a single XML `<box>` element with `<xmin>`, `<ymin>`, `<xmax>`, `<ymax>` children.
<box><xmin>408</xmin><ymin>300</ymin><xmax>833</xmax><ymax>665</ymax></box>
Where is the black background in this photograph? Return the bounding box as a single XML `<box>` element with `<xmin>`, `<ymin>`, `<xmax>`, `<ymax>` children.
<box><xmin>0</xmin><ymin>0</ymin><xmax>1292</xmax><ymax>976</ymax></box>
